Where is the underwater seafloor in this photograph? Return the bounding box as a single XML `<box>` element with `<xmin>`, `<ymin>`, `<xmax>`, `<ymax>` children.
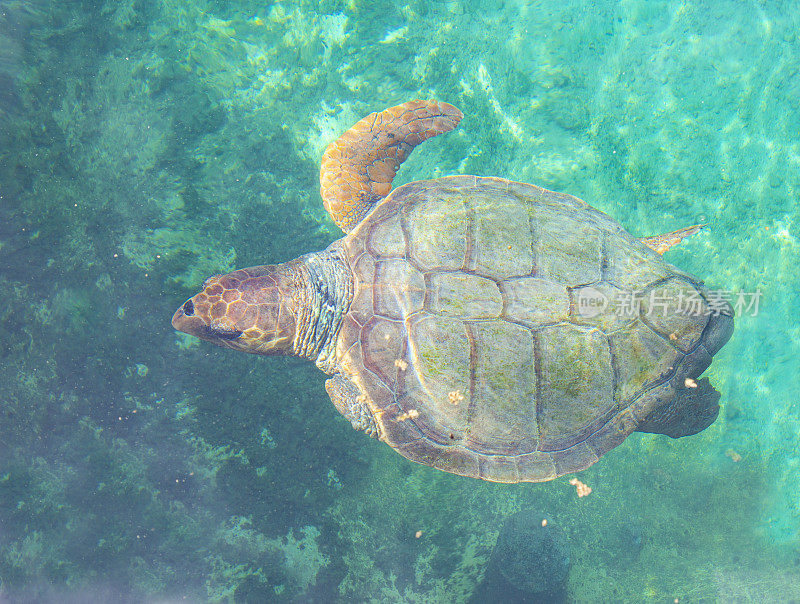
<box><xmin>1</xmin><ymin>0</ymin><xmax>799</xmax><ymax>601</ymax></box>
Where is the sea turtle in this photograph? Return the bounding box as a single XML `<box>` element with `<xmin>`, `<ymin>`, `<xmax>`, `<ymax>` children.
<box><xmin>172</xmin><ymin>100</ymin><xmax>733</xmax><ymax>483</ymax></box>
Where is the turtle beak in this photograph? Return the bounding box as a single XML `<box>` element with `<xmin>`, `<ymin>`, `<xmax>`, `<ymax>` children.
<box><xmin>172</xmin><ymin>297</ymin><xmax>245</xmax><ymax>344</ymax></box>
<box><xmin>171</xmin><ymin>305</ymin><xmax>187</xmax><ymax>331</ymax></box>
<box><xmin>171</xmin><ymin>301</ymin><xmax>206</xmax><ymax>338</ymax></box>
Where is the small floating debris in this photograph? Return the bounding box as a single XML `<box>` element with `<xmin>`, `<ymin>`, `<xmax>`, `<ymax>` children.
<box><xmin>725</xmin><ymin>448</ymin><xmax>742</xmax><ymax>463</ymax></box>
<box><xmin>569</xmin><ymin>477</ymin><xmax>592</xmax><ymax>498</ymax></box>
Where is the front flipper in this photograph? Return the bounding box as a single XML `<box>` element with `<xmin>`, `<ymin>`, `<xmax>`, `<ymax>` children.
<box><xmin>319</xmin><ymin>100</ymin><xmax>462</xmax><ymax>232</ymax></box>
<box><xmin>636</xmin><ymin>377</ymin><xmax>721</xmax><ymax>438</ymax></box>
<box><xmin>325</xmin><ymin>374</ymin><xmax>377</xmax><ymax>437</ymax></box>
<box><xmin>640</xmin><ymin>224</ymin><xmax>704</xmax><ymax>255</ymax></box>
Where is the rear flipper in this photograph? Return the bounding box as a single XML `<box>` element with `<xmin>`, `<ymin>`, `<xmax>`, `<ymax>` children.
<box><xmin>636</xmin><ymin>377</ymin><xmax>721</xmax><ymax>438</ymax></box>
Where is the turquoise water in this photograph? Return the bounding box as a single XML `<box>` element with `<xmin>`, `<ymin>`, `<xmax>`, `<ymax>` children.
<box><xmin>1</xmin><ymin>0</ymin><xmax>798</xmax><ymax>601</ymax></box>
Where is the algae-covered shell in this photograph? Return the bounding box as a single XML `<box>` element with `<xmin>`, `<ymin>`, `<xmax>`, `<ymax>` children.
<box><xmin>335</xmin><ymin>174</ymin><xmax>732</xmax><ymax>482</ymax></box>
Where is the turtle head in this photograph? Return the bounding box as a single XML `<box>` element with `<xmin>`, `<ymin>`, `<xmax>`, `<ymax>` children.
<box><xmin>171</xmin><ymin>263</ymin><xmax>302</xmax><ymax>355</ymax></box>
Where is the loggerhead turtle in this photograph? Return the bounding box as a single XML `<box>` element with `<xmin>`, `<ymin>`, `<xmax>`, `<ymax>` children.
<box><xmin>172</xmin><ymin>100</ymin><xmax>733</xmax><ymax>483</ymax></box>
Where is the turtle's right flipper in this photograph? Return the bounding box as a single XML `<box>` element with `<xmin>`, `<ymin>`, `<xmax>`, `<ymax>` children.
<box><xmin>319</xmin><ymin>100</ymin><xmax>462</xmax><ymax>233</ymax></box>
<box><xmin>636</xmin><ymin>377</ymin><xmax>721</xmax><ymax>438</ymax></box>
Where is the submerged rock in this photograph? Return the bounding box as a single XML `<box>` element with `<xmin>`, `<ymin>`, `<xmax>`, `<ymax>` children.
<box><xmin>472</xmin><ymin>511</ymin><xmax>570</xmax><ymax>603</ymax></box>
<box><xmin>495</xmin><ymin>511</ymin><xmax>571</xmax><ymax>593</ymax></box>
<box><xmin>607</xmin><ymin>514</ymin><xmax>645</xmax><ymax>568</ymax></box>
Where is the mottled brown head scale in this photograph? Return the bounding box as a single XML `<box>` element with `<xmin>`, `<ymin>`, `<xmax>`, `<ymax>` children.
<box><xmin>171</xmin><ymin>263</ymin><xmax>301</xmax><ymax>355</ymax></box>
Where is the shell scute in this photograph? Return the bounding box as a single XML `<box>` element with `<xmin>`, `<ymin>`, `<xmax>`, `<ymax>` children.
<box><xmin>606</xmin><ymin>236</ymin><xmax>672</xmax><ymax>291</ymax></box>
<box><xmin>515</xmin><ymin>451</ymin><xmax>557</xmax><ymax>482</ymax></box>
<box><xmin>640</xmin><ymin>277</ymin><xmax>709</xmax><ymax>352</ymax></box>
<box><xmin>609</xmin><ymin>321</ymin><xmax>679</xmax><ymax>403</ymax></box>
<box><xmin>463</xmin><ymin>321</ymin><xmax>538</xmax><ymax>455</ymax></box>
<box><xmin>361</xmin><ymin>316</ymin><xmax>406</xmax><ymax>392</ymax></box>
<box><xmin>405</xmin><ymin>193</ymin><xmax>468</xmax><ymax>271</ymax></box>
<box><xmin>502</xmin><ymin>277</ymin><xmax>569</xmax><ymax>328</ymax></box>
<box><xmin>373</xmin><ymin>259</ymin><xmax>425</xmax><ymax>320</ymax></box>
<box><xmin>478</xmin><ymin>454</ymin><xmax>520</xmax><ymax>483</ymax></box>
<box><xmin>404</xmin><ymin>314</ymin><xmax>471</xmax><ymax>436</ymax></box>
<box><xmin>469</xmin><ymin>194</ymin><xmax>534</xmax><ymax>278</ymax></box>
<box><xmin>552</xmin><ymin>440</ymin><xmax>601</xmax><ymax>477</ymax></box>
<box><xmin>534</xmin><ymin>212</ymin><xmax>603</xmax><ymax>286</ymax></box>
<box><xmin>366</xmin><ymin>210</ymin><xmax>406</xmax><ymax>258</ymax></box>
<box><xmin>426</xmin><ymin>272</ymin><xmax>502</xmax><ymax>319</ymax></box>
<box><xmin>536</xmin><ymin>325</ymin><xmax>615</xmax><ymax>449</ymax></box>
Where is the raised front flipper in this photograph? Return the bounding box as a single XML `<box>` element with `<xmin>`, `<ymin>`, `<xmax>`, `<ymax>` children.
<box><xmin>319</xmin><ymin>100</ymin><xmax>463</xmax><ymax>232</ymax></box>
<box><xmin>636</xmin><ymin>377</ymin><xmax>721</xmax><ymax>438</ymax></box>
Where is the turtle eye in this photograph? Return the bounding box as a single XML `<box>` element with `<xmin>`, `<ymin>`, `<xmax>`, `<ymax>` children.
<box><xmin>183</xmin><ymin>300</ymin><xmax>194</xmax><ymax>316</ymax></box>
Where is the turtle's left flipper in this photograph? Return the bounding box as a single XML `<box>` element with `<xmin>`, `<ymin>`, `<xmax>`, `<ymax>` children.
<box><xmin>325</xmin><ymin>374</ymin><xmax>377</xmax><ymax>438</ymax></box>
<box><xmin>636</xmin><ymin>377</ymin><xmax>721</xmax><ymax>438</ymax></box>
<box><xmin>320</xmin><ymin>100</ymin><xmax>462</xmax><ymax>233</ymax></box>
<box><xmin>640</xmin><ymin>224</ymin><xmax>704</xmax><ymax>255</ymax></box>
